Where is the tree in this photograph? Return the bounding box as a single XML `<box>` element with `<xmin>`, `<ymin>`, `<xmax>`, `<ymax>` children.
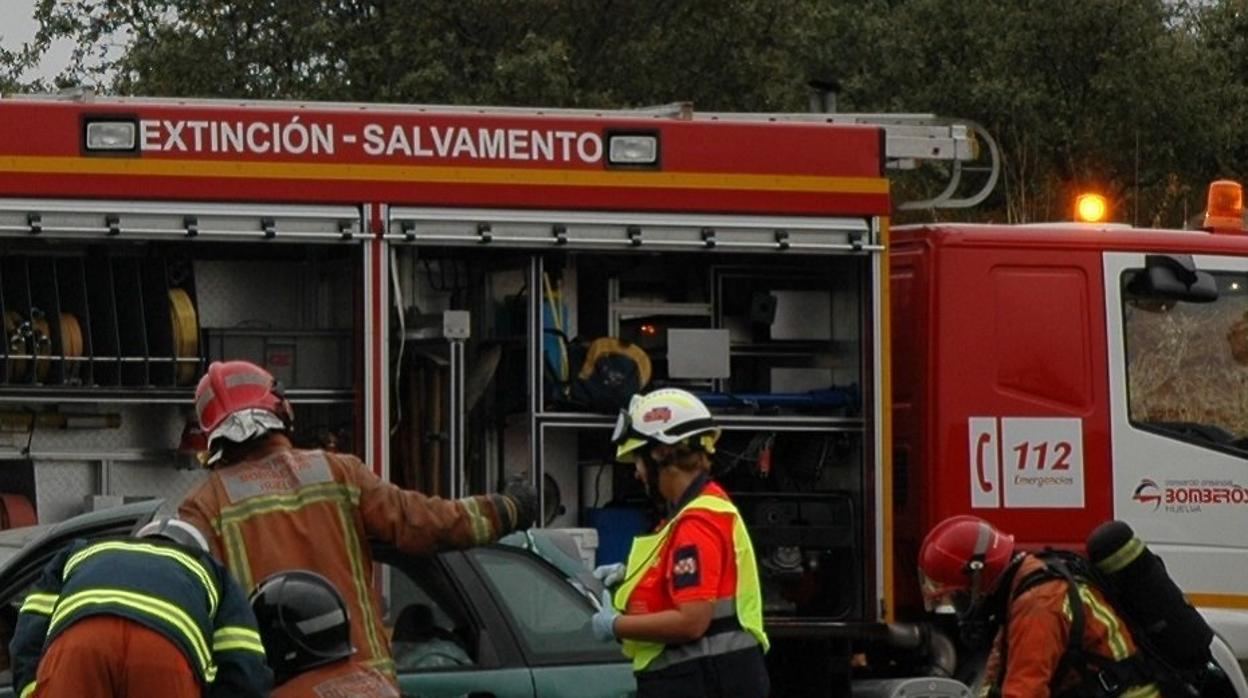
<box><xmin>804</xmin><ymin>0</ymin><xmax>1225</xmax><ymax>225</ymax></box>
<box><xmin>26</xmin><ymin>0</ymin><xmax>823</xmax><ymax>109</ymax></box>
<box><xmin>0</xmin><ymin>30</ymin><xmax>42</xmax><ymax>93</ymax></box>
<box><xmin>1186</xmin><ymin>0</ymin><xmax>1248</xmax><ymax>180</ymax></box>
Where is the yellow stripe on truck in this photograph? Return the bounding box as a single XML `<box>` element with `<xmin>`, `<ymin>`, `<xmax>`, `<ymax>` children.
<box><xmin>0</xmin><ymin>155</ymin><xmax>889</xmax><ymax>194</ymax></box>
<box><xmin>1188</xmin><ymin>593</ymin><xmax>1248</xmax><ymax>610</ymax></box>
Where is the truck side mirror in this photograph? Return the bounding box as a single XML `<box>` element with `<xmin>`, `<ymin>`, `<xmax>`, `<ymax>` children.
<box><xmin>1127</xmin><ymin>254</ymin><xmax>1218</xmax><ymax>303</ymax></box>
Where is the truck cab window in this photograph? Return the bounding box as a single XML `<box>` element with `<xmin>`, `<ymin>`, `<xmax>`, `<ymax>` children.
<box><xmin>1123</xmin><ymin>270</ymin><xmax>1248</xmax><ymax>452</ymax></box>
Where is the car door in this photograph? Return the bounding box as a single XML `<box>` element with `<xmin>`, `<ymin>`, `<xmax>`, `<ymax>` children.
<box><xmin>0</xmin><ymin>498</ymin><xmax>163</xmax><ymax>698</ymax></box>
<box><xmin>465</xmin><ymin>546</ymin><xmax>635</xmax><ymax>698</ymax></box>
<box><xmin>377</xmin><ymin>547</ymin><xmax>535</xmax><ymax>698</ymax></box>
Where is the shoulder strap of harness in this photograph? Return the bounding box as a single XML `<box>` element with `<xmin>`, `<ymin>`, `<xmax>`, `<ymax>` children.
<box><xmin>1003</xmin><ymin>552</ymin><xmax>1152</xmax><ymax>698</ymax></box>
<box><xmin>1014</xmin><ymin>555</ymin><xmax>1087</xmax><ymax>694</ymax></box>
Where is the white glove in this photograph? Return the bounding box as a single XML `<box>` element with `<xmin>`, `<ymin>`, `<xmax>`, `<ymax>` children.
<box><xmin>592</xmin><ymin>562</ymin><xmax>626</xmax><ymax>588</ymax></box>
<box><xmin>590</xmin><ymin>590</ymin><xmax>620</xmax><ymax>642</ymax></box>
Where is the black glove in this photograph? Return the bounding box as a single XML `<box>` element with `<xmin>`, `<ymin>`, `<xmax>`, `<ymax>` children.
<box><xmin>502</xmin><ymin>473</ymin><xmax>539</xmax><ymax>531</ymax></box>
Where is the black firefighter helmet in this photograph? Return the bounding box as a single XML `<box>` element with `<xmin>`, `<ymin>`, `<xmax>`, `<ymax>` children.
<box><xmin>249</xmin><ymin>569</ymin><xmax>354</xmax><ymax>684</ymax></box>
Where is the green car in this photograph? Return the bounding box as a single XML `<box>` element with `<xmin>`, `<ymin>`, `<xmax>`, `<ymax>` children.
<box><xmin>0</xmin><ymin>499</ymin><xmax>636</xmax><ymax>698</ymax></box>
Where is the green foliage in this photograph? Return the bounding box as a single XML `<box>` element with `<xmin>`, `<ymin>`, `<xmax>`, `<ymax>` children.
<box><xmin>0</xmin><ymin>25</ymin><xmax>42</xmax><ymax>92</ymax></box>
<box><xmin>13</xmin><ymin>0</ymin><xmax>1248</xmax><ymax>226</ymax></box>
<box><xmin>0</xmin><ymin>49</ymin><xmax>26</xmax><ymax>93</ymax></box>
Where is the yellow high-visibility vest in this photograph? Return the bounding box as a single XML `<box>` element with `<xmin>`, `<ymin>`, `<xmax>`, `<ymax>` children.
<box><xmin>613</xmin><ymin>493</ymin><xmax>768</xmax><ymax>672</ymax></box>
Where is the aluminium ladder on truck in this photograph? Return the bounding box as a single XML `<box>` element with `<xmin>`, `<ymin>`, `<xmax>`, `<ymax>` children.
<box><xmin>3</xmin><ymin>89</ymin><xmax>1000</xmax><ymax>212</ymax></box>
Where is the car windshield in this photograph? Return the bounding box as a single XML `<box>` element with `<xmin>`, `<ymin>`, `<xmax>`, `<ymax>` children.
<box><xmin>1124</xmin><ymin>269</ymin><xmax>1248</xmax><ymax>450</ymax></box>
<box><xmin>498</xmin><ymin>529</ymin><xmax>603</xmax><ymax>602</ymax></box>
<box><xmin>469</xmin><ymin>546</ymin><xmax>622</xmax><ymax>661</ymax></box>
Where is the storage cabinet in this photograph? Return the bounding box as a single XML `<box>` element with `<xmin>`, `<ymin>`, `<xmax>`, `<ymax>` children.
<box><xmin>388</xmin><ymin>206</ymin><xmax>880</xmax><ymax>620</ymax></box>
<box><xmin>0</xmin><ymin>199</ymin><xmax>366</xmax><ymax>522</ymax></box>
<box><xmin>0</xmin><ymin>201</ymin><xmax>363</xmax><ymax>401</ymax></box>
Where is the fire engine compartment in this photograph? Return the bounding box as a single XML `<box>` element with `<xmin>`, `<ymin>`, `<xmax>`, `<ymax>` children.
<box><xmin>0</xmin><ymin>202</ymin><xmax>362</xmax><ymax>522</ymax></box>
<box><xmin>385</xmin><ymin>206</ymin><xmax>886</xmax><ymax>694</ymax></box>
<box><xmin>0</xmin><ymin>200</ymin><xmax>882</xmax><ymax>640</ymax></box>
<box><xmin>0</xmin><ymin>204</ymin><xmax>890</xmax><ymax>698</ymax></box>
<box><xmin>392</xmin><ymin>245</ymin><xmax>871</xmax><ymax>612</ymax></box>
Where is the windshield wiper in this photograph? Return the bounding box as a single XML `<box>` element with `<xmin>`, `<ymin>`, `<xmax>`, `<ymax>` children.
<box><xmin>1145</xmin><ymin>420</ymin><xmax>1248</xmax><ymax>452</ymax></box>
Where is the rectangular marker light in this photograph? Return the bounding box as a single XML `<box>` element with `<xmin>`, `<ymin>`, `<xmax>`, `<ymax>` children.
<box><xmin>608</xmin><ymin>134</ymin><xmax>658</xmax><ymax>166</ymax></box>
<box><xmin>85</xmin><ymin>120</ymin><xmax>137</xmax><ymax>151</ymax></box>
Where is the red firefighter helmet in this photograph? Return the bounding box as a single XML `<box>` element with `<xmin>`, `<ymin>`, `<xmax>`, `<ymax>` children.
<box><xmin>918</xmin><ymin>515</ymin><xmax>1016</xmax><ymax>614</ymax></box>
<box><xmin>194</xmin><ymin>361</ymin><xmax>292</xmax><ymax>464</ymax></box>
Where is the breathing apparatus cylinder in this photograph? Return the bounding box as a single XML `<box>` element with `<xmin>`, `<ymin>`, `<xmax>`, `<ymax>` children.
<box><xmin>1086</xmin><ymin>520</ymin><xmax>1214</xmax><ymax>672</ymax></box>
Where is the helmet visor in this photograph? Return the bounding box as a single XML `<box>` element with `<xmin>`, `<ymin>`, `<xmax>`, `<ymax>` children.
<box><xmin>919</xmin><ymin>570</ymin><xmax>973</xmax><ymax>615</ymax></box>
<box><xmin>612</xmin><ymin>396</ymin><xmax>652</xmax><ymax>461</ymax></box>
<box><xmin>611</xmin><ymin>395</ymin><xmax>647</xmax><ymax>443</ymax></box>
<box><xmin>610</xmin><ymin>408</ymin><xmax>631</xmax><ymax>445</ymax></box>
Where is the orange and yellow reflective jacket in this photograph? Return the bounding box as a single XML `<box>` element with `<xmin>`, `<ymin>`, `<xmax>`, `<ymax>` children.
<box><xmin>179</xmin><ymin>436</ymin><xmax>518</xmax><ymax>685</ymax></box>
<box><xmin>979</xmin><ymin>554</ymin><xmax>1161</xmax><ymax>698</ymax></box>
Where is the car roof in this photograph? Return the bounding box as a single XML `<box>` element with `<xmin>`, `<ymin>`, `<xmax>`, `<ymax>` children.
<box><xmin>371</xmin><ymin>528</ymin><xmax>606</xmax><ymax>604</ymax></box>
<box><xmin>0</xmin><ymin>498</ymin><xmax>164</xmax><ymax>590</ymax></box>
<box><xmin>0</xmin><ymin>525</ymin><xmax>54</xmax><ymax>569</ymax></box>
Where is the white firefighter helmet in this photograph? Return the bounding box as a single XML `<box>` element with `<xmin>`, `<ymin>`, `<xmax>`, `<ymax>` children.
<box><xmin>136</xmin><ymin>516</ymin><xmax>210</xmax><ymax>553</ymax></box>
<box><xmin>611</xmin><ymin>388</ymin><xmax>720</xmax><ymax>462</ymax></box>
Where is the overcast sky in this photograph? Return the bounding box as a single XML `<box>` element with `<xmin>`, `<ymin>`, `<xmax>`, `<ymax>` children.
<box><xmin>1</xmin><ymin>1</ymin><xmax>76</xmax><ymax>82</ymax></box>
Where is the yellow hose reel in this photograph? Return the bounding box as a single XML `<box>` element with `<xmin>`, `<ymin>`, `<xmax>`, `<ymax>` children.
<box><xmin>4</xmin><ymin>310</ymin><xmax>84</xmax><ymax>383</ymax></box>
<box><xmin>169</xmin><ymin>288</ymin><xmax>199</xmax><ymax>385</ymax></box>
<box><xmin>59</xmin><ymin>312</ymin><xmax>84</xmax><ymax>380</ymax></box>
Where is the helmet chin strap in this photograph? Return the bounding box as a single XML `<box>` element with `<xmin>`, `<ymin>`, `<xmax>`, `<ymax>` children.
<box><xmin>963</xmin><ymin>521</ymin><xmax>993</xmax><ymax>609</ymax></box>
<box><xmin>641</xmin><ymin>443</ymin><xmax>706</xmax><ymax>510</ymax></box>
<box><xmin>643</xmin><ymin>446</ymin><xmax>696</xmax><ymax>507</ymax></box>
<box><xmin>967</xmin><ymin>557</ymin><xmax>985</xmax><ymax>603</ymax></box>
<box><xmin>640</xmin><ymin>449</ymin><xmax>668</xmax><ymax>506</ymax></box>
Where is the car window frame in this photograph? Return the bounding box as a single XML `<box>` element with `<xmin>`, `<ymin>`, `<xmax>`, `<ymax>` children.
<box><xmin>463</xmin><ymin>544</ymin><xmax>631</xmax><ymax>669</ymax></box>
<box><xmin>0</xmin><ymin>504</ymin><xmax>161</xmax><ymax>604</ymax></box>
<box><xmin>371</xmin><ymin>544</ymin><xmax>527</xmax><ymax>672</ymax></box>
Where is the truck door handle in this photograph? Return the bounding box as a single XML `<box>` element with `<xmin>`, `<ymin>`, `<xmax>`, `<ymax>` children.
<box><xmin>976</xmin><ymin>432</ymin><xmax>994</xmax><ymax>492</ymax></box>
<box><xmin>466</xmin><ymin>693</ymin><xmax>495</xmax><ymax>698</ymax></box>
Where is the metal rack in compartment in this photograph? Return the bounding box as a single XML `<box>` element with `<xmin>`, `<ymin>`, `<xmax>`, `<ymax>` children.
<box><xmin>1</xmin><ymin>253</ymin><xmax>200</xmax><ymax>389</ymax></box>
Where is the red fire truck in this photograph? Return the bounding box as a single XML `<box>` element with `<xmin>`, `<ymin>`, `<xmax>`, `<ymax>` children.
<box><xmin>3</xmin><ymin>91</ymin><xmax>1243</xmax><ymax>694</ymax></box>
<box><xmin>891</xmin><ymin>193</ymin><xmax>1248</xmax><ymax>682</ymax></box>
<box><xmin>0</xmin><ymin>91</ymin><xmax>995</xmax><ymax>696</ymax></box>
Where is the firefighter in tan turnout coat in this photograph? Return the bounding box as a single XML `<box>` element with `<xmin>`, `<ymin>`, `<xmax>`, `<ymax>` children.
<box><xmin>179</xmin><ymin>360</ymin><xmax>537</xmax><ymax>686</ymax></box>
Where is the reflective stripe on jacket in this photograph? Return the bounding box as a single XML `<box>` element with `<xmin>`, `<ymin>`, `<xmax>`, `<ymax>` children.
<box><xmin>178</xmin><ymin>438</ymin><xmax>517</xmax><ymax>682</ymax></box>
<box><xmin>8</xmin><ymin>537</ymin><xmax>271</xmax><ymax>698</ymax></box>
<box><xmin>613</xmin><ymin>492</ymin><xmax>769</xmax><ymax>673</ymax></box>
